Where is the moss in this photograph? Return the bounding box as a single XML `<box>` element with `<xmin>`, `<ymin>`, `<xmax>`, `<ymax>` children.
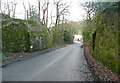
<box><xmin>2</xmin><ymin>21</ymin><xmax>30</xmax><ymax>53</ymax></box>
<box><xmin>93</xmin><ymin>13</ymin><xmax>119</xmax><ymax>74</ymax></box>
<box><xmin>27</xmin><ymin>20</ymin><xmax>40</xmax><ymax>26</ymax></box>
<box><xmin>82</xmin><ymin>12</ymin><xmax>119</xmax><ymax>74</ymax></box>
<box><xmin>1</xmin><ymin>16</ymin><xmax>74</xmax><ymax>57</ymax></box>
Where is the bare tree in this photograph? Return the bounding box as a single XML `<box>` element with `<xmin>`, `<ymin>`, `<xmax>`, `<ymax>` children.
<box><xmin>12</xmin><ymin>0</ymin><xmax>17</xmax><ymax>17</ymax></box>
<box><xmin>41</xmin><ymin>3</ymin><xmax>47</xmax><ymax>24</ymax></box>
<box><xmin>26</xmin><ymin>10</ymin><xmax>29</xmax><ymax>20</ymax></box>
<box><xmin>28</xmin><ymin>0</ymin><xmax>31</xmax><ymax>18</ymax></box>
<box><xmin>41</xmin><ymin>0</ymin><xmax>49</xmax><ymax>26</ymax></box>
<box><xmin>3</xmin><ymin>3</ymin><xmax>7</xmax><ymax>14</ymax></box>
<box><xmin>49</xmin><ymin>6</ymin><xmax>54</xmax><ymax>28</ymax></box>
<box><xmin>0</xmin><ymin>0</ymin><xmax>2</xmax><ymax>13</ymax></box>
<box><xmin>22</xmin><ymin>0</ymin><xmax>26</xmax><ymax>19</ymax></box>
<box><xmin>6</xmin><ymin>0</ymin><xmax>10</xmax><ymax>16</ymax></box>
<box><xmin>41</xmin><ymin>1</ymin><xmax>46</xmax><ymax>24</ymax></box>
<box><xmin>0</xmin><ymin>0</ymin><xmax>17</xmax><ymax>17</ymax></box>
<box><xmin>46</xmin><ymin>1</ymin><xmax>49</xmax><ymax>27</ymax></box>
<box><xmin>0</xmin><ymin>0</ymin><xmax>8</xmax><ymax>14</ymax></box>
<box><xmin>38</xmin><ymin>0</ymin><xmax>41</xmax><ymax>21</ymax></box>
<box><xmin>54</xmin><ymin>0</ymin><xmax>70</xmax><ymax>27</ymax></box>
<box><xmin>80</xmin><ymin>2</ymin><xmax>95</xmax><ymax>21</ymax></box>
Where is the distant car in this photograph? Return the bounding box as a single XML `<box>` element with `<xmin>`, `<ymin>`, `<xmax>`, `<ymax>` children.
<box><xmin>81</xmin><ymin>42</ymin><xmax>84</xmax><ymax>48</ymax></box>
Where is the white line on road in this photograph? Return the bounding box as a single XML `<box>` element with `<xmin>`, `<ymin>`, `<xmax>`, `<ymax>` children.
<box><xmin>29</xmin><ymin>51</ymin><xmax>67</xmax><ymax>81</ymax></box>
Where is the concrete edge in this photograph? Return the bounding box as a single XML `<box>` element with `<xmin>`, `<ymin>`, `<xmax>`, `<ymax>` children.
<box><xmin>1</xmin><ymin>45</ymin><xmax>67</xmax><ymax>68</ymax></box>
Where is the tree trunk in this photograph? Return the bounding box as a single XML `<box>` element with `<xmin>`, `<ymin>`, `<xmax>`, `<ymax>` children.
<box><xmin>46</xmin><ymin>2</ymin><xmax>49</xmax><ymax>27</ymax></box>
<box><xmin>55</xmin><ymin>4</ymin><xmax>59</xmax><ymax>27</ymax></box>
<box><xmin>38</xmin><ymin>1</ymin><xmax>40</xmax><ymax>21</ymax></box>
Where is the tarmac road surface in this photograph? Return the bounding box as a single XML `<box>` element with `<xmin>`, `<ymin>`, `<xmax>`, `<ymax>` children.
<box><xmin>3</xmin><ymin>43</ymin><xmax>98</xmax><ymax>81</ymax></box>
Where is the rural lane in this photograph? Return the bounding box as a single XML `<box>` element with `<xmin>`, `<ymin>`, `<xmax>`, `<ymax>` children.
<box><xmin>3</xmin><ymin>43</ymin><xmax>98</xmax><ymax>81</ymax></box>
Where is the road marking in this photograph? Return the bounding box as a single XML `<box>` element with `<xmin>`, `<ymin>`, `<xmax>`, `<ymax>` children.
<box><xmin>29</xmin><ymin>52</ymin><xmax>66</xmax><ymax>81</ymax></box>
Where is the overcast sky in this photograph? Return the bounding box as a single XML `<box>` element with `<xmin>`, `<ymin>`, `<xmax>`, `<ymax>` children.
<box><xmin>1</xmin><ymin>0</ymin><xmax>119</xmax><ymax>23</ymax></box>
<box><xmin>1</xmin><ymin>0</ymin><xmax>87</xmax><ymax>22</ymax></box>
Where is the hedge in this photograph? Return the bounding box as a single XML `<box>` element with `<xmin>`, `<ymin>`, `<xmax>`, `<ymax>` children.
<box><xmin>82</xmin><ymin>12</ymin><xmax>119</xmax><ymax>74</ymax></box>
<box><xmin>2</xmin><ymin>21</ymin><xmax>30</xmax><ymax>53</ymax></box>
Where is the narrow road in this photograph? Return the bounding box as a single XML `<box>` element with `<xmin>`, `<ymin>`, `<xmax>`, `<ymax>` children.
<box><xmin>3</xmin><ymin>43</ymin><xmax>98</xmax><ymax>81</ymax></box>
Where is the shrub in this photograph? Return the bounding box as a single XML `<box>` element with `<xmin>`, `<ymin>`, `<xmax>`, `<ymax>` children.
<box><xmin>43</xmin><ymin>28</ymin><xmax>53</xmax><ymax>48</ymax></box>
<box><xmin>51</xmin><ymin>27</ymin><xmax>63</xmax><ymax>45</ymax></box>
<box><xmin>82</xmin><ymin>12</ymin><xmax>119</xmax><ymax>74</ymax></box>
<box><xmin>93</xmin><ymin>13</ymin><xmax>119</xmax><ymax>74</ymax></box>
<box><xmin>63</xmin><ymin>30</ymin><xmax>73</xmax><ymax>43</ymax></box>
<box><xmin>2</xmin><ymin>22</ymin><xmax>30</xmax><ymax>53</ymax></box>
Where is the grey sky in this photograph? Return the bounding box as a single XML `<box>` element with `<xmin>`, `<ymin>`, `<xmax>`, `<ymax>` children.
<box><xmin>1</xmin><ymin>0</ymin><xmax>119</xmax><ymax>24</ymax></box>
<box><xmin>1</xmin><ymin>0</ymin><xmax>86</xmax><ymax>22</ymax></box>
